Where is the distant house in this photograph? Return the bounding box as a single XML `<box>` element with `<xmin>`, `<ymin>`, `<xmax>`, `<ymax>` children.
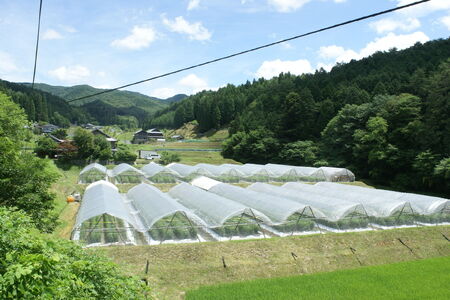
<box><xmin>39</xmin><ymin>124</ymin><xmax>59</xmax><ymax>134</ymax></box>
<box><xmin>91</xmin><ymin>128</ymin><xmax>117</xmax><ymax>150</ymax></box>
<box><xmin>132</xmin><ymin>128</ymin><xmax>164</xmax><ymax>144</ymax></box>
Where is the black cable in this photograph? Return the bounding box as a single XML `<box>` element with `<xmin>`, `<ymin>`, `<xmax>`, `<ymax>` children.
<box><xmin>67</xmin><ymin>0</ymin><xmax>430</xmax><ymax>103</ymax></box>
<box><xmin>32</xmin><ymin>0</ymin><xmax>43</xmax><ymax>89</ymax></box>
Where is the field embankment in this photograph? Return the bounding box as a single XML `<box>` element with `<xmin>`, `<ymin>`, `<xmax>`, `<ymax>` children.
<box><xmin>97</xmin><ymin>225</ymin><xmax>450</xmax><ymax>299</ymax></box>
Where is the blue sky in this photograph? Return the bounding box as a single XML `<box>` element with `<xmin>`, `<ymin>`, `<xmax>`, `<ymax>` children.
<box><xmin>0</xmin><ymin>0</ymin><xmax>449</xmax><ymax>99</ymax></box>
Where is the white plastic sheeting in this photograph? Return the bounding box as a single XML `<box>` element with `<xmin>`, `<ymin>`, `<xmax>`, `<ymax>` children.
<box><xmin>264</xmin><ymin>163</ymin><xmax>306</xmax><ymax>178</ymax></box>
<box><xmin>110</xmin><ymin>163</ymin><xmax>144</xmax><ymax>177</ymax></box>
<box><xmin>166</xmin><ymin>163</ymin><xmax>213</xmax><ymax>178</ymax></box>
<box><xmin>78</xmin><ymin>163</ymin><xmax>108</xmax><ymax>183</ymax></box>
<box><xmin>75</xmin><ymin>180</ymin><xmax>137</xmax><ymax>229</ymax></box>
<box><xmin>247</xmin><ymin>183</ymin><xmax>366</xmax><ymax>221</ymax></box>
<box><xmin>283</xmin><ymin>182</ymin><xmax>414</xmax><ymax>217</ymax></box>
<box><xmin>168</xmin><ymin>182</ymin><xmax>271</xmax><ymax>227</ymax></box>
<box><xmin>80</xmin><ymin>163</ymin><xmax>107</xmax><ymax>175</ymax></box>
<box><xmin>318</xmin><ymin>167</ymin><xmax>355</xmax><ymax>182</ymax></box>
<box><xmin>127</xmin><ymin>183</ymin><xmax>193</xmax><ymax>230</ymax></box>
<box><xmin>195</xmin><ymin>163</ymin><xmax>246</xmax><ymax>178</ymax></box>
<box><xmin>200</xmin><ymin>182</ymin><xmax>319</xmax><ymax>224</ymax></box>
<box><xmin>141</xmin><ymin>162</ymin><xmax>171</xmax><ymax>177</ymax></box>
<box><xmin>141</xmin><ymin>162</ymin><xmax>180</xmax><ymax>182</ymax></box>
<box><xmin>316</xmin><ymin>182</ymin><xmax>449</xmax><ymax>215</ymax></box>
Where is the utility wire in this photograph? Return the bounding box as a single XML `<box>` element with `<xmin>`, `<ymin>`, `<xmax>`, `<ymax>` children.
<box><xmin>67</xmin><ymin>0</ymin><xmax>430</xmax><ymax>103</ymax></box>
<box><xmin>32</xmin><ymin>0</ymin><xmax>43</xmax><ymax>89</ymax></box>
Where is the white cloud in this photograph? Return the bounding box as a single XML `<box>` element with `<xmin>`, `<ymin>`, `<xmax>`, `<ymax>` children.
<box><xmin>396</xmin><ymin>0</ymin><xmax>450</xmax><ymax>18</ymax></box>
<box><xmin>48</xmin><ymin>65</ymin><xmax>90</xmax><ymax>83</ymax></box>
<box><xmin>111</xmin><ymin>26</ymin><xmax>157</xmax><ymax>50</ymax></box>
<box><xmin>440</xmin><ymin>15</ymin><xmax>450</xmax><ymax>30</ymax></box>
<box><xmin>281</xmin><ymin>42</ymin><xmax>293</xmax><ymax>49</ymax></box>
<box><xmin>317</xmin><ymin>31</ymin><xmax>430</xmax><ymax>69</ymax></box>
<box><xmin>359</xmin><ymin>31</ymin><xmax>429</xmax><ymax>58</ymax></box>
<box><xmin>179</xmin><ymin>73</ymin><xmax>210</xmax><ymax>93</ymax></box>
<box><xmin>162</xmin><ymin>16</ymin><xmax>211</xmax><ymax>41</ymax></box>
<box><xmin>318</xmin><ymin>45</ymin><xmax>358</xmax><ymax>63</ymax></box>
<box><xmin>187</xmin><ymin>0</ymin><xmax>201</xmax><ymax>10</ymax></box>
<box><xmin>152</xmin><ymin>87</ymin><xmax>177</xmax><ymax>99</ymax></box>
<box><xmin>60</xmin><ymin>25</ymin><xmax>77</xmax><ymax>33</ymax></box>
<box><xmin>0</xmin><ymin>51</ymin><xmax>18</xmax><ymax>73</ymax></box>
<box><xmin>256</xmin><ymin>58</ymin><xmax>313</xmax><ymax>79</ymax></box>
<box><xmin>316</xmin><ymin>62</ymin><xmax>334</xmax><ymax>72</ymax></box>
<box><xmin>369</xmin><ymin>17</ymin><xmax>420</xmax><ymax>34</ymax></box>
<box><xmin>43</xmin><ymin>29</ymin><xmax>63</xmax><ymax>40</ymax></box>
<box><xmin>268</xmin><ymin>0</ymin><xmax>311</xmax><ymax>13</ymax></box>
<box><xmin>333</xmin><ymin>0</ymin><xmax>346</xmax><ymax>3</ymax></box>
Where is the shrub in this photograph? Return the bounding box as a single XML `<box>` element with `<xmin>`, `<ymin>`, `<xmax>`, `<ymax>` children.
<box><xmin>0</xmin><ymin>207</ymin><xmax>149</xmax><ymax>299</ymax></box>
<box><xmin>159</xmin><ymin>151</ymin><xmax>180</xmax><ymax>165</ymax></box>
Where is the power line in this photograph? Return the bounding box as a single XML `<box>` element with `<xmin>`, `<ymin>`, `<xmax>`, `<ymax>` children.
<box><xmin>32</xmin><ymin>0</ymin><xmax>43</xmax><ymax>89</ymax></box>
<box><xmin>67</xmin><ymin>0</ymin><xmax>430</xmax><ymax>103</ymax></box>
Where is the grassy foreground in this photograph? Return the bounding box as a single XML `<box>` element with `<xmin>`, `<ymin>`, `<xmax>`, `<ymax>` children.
<box><xmin>186</xmin><ymin>256</ymin><xmax>450</xmax><ymax>300</ymax></box>
<box><xmin>97</xmin><ymin>225</ymin><xmax>450</xmax><ymax>299</ymax></box>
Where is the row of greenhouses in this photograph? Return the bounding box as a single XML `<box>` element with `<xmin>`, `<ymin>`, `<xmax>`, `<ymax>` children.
<box><xmin>77</xmin><ymin>162</ymin><xmax>356</xmax><ymax>184</ymax></box>
<box><xmin>72</xmin><ymin>179</ymin><xmax>450</xmax><ymax>246</ymax></box>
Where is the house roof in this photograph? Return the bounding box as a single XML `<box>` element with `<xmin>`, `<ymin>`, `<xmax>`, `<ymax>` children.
<box><xmin>91</xmin><ymin>128</ymin><xmax>112</xmax><ymax>138</ymax></box>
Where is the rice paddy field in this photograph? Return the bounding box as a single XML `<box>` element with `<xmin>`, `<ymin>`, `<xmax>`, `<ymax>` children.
<box><xmin>186</xmin><ymin>256</ymin><xmax>450</xmax><ymax>300</ymax></box>
<box><xmin>96</xmin><ymin>225</ymin><xmax>450</xmax><ymax>299</ymax></box>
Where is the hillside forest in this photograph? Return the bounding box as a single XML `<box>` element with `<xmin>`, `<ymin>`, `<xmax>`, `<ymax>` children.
<box><xmin>0</xmin><ymin>80</ymin><xmax>185</xmax><ymax>129</ymax></box>
<box><xmin>148</xmin><ymin>38</ymin><xmax>450</xmax><ymax>195</ymax></box>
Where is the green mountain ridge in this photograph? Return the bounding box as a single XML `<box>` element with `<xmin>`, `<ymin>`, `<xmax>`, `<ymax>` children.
<box><xmin>25</xmin><ymin>83</ymin><xmax>187</xmax><ymax>113</ymax></box>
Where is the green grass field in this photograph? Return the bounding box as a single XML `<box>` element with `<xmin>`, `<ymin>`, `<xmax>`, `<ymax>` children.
<box><xmin>186</xmin><ymin>256</ymin><xmax>450</xmax><ymax>300</ymax></box>
<box><xmin>96</xmin><ymin>226</ymin><xmax>450</xmax><ymax>299</ymax></box>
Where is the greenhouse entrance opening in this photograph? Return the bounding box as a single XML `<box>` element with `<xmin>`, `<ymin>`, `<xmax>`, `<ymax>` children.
<box><xmin>74</xmin><ymin>213</ymin><xmax>136</xmax><ymax>246</ymax></box>
<box><xmin>210</xmin><ymin>210</ymin><xmax>267</xmax><ymax>240</ymax></box>
<box><xmin>147</xmin><ymin>211</ymin><xmax>200</xmax><ymax>244</ymax></box>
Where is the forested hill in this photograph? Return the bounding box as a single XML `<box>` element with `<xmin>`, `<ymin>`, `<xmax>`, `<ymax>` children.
<box><xmin>0</xmin><ymin>79</ymin><xmax>88</xmax><ymax>126</ymax></box>
<box><xmin>148</xmin><ymin>38</ymin><xmax>450</xmax><ymax>194</ymax></box>
<box><xmin>28</xmin><ymin>83</ymin><xmax>187</xmax><ymax>128</ymax></box>
<box><xmin>0</xmin><ymin>81</ymin><xmax>187</xmax><ymax>128</ymax></box>
<box><xmin>29</xmin><ymin>83</ymin><xmax>172</xmax><ymax>111</ymax></box>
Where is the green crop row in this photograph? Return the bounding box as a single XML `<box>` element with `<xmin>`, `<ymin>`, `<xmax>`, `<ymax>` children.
<box><xmin>149</xmin><ymin>213</ymin><xmax>197</xmax><ymax>241</ymax></box>
<box><xmin>212</xmin><ymin>215</ymin><xmax>260</xmax><ymax>237</ymax></box>
<box><xmin>316</xmin><ymin>218</ymin><xmax>369</xmax><ymax>230</ymax></box>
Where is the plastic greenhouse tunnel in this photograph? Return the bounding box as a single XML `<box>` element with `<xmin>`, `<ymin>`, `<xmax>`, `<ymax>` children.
<box><xmin>283</xmin><ymin>182</ymin><xmax>417</xmax><ymax>227</ymax></box>
<box><xmin>192</xmin><ymin>178</ymin><xmax>322</xmax><ymax>235</ymax></box>
<box><xmin>73</xmin><ymin>181</ymin><xmax>139</xmax><ymax>245</ymax></box>
<box><xmin>166</xmin><ymin>163</ymin><xmax>214</xmax><ymax>181</ymax></box>
<box><xmin>195</xmin><ymin>163</ymin><xmax>245</xmax><ymax>183</ymax></box>
<box><xmin>110</xmin><ymin>163</ymin><xmax>145</xmax><ymax>184</ymax></box>
<box><xmin>141</xmin><ymin>162</ymin><xmax>180</xmax><ymax>183</ymax></box>
<box><xmin>316</xmin><ymin>182</ymin><xmax>450</xmax><ymax>224</ymax></box>
<box><xmin>78</xmin><ymin>163</ymin><xmax>108</xmax><ymax>184</ymax></box>
<box><xmin>127</xmin><ymin>183</ymin><xmax>199</xmax><ymax>243</ymax></box>
<box><xmin>247</xmin><ymin>183</ymin><xmax>370</xmax><ymax>231</ymax></box>
<box><xmin>168</xmin><ymin>182</ymin><xmax>271</xmax><ymax>239</ymax></box>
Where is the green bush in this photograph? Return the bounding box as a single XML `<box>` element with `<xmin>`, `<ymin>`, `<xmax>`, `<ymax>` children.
<box><xmin>159</xmin><ymin>151</ymin><xmax>180</xmax><ymax>165</ymax></box>
<box><xmin>0</xmin><ymin>207</ymin><xmax>149</xmax><ymax>299</ymax></box>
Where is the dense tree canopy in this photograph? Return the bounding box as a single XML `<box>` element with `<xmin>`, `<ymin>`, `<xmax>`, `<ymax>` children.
<box><xmin>149</xmin><ymin>39</ymin><xmax>450</xmax><ymax>194</ymax></box>
<box><xmin>0</xmin><ymin>92</ymin><xmax>60</xmax><ymax>231</ymax></box>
